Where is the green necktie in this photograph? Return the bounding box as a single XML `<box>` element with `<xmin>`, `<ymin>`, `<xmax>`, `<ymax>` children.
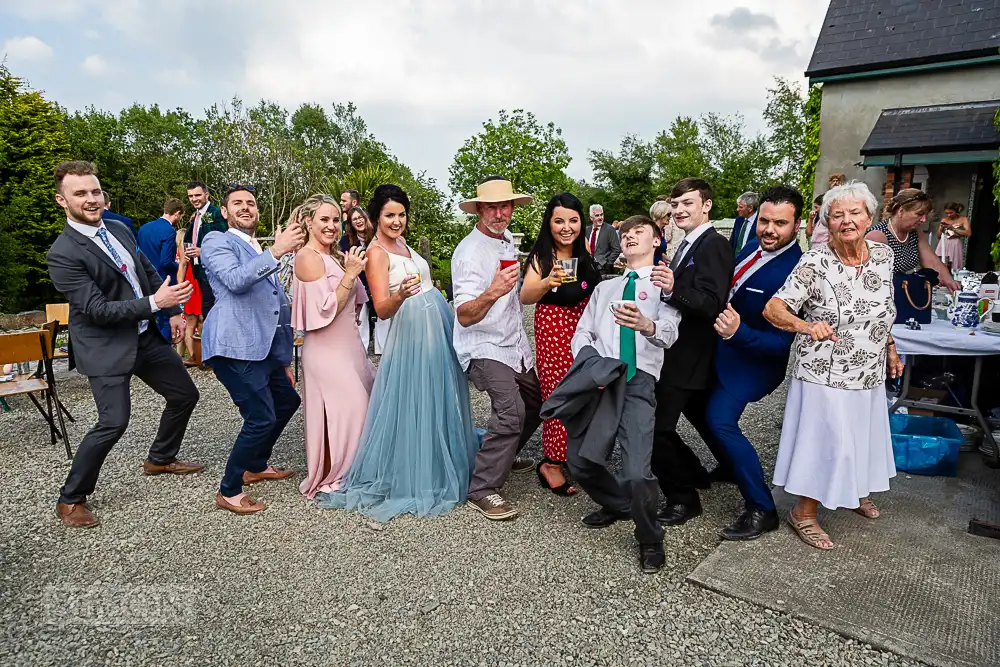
<box><xmin>620</xmin><ymin>271</ymin><xmax>638</xmax><ymax>381</ymax></box>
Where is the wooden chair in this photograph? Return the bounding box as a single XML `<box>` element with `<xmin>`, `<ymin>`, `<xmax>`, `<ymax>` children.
<box><xmin>0</xmin><ymin>326</ymin><xmax>72</xmax><ymax>458</ymax></box>
<box><xmin>45</xmin><ymin>303</ymin><xmax>70</xmax><ymax>360</ymax></box>
<box><xmin>39</xmin><ymin>320</ymin><xmax>74</xmax><ymax>424</ymax></box>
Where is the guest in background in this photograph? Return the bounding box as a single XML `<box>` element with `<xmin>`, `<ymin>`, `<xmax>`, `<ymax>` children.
<box><xmin>201</xmin><ymin>185</ymin><xmax>304</xmax><ymax>515</ymax></box>
<box><xmin>341</xmin><ymin>206</ymin><xmax>378</xmax><ymax>350</ymax></box>
<box><xmin>805</xmin><ymin>194</ymin><xmax>827</xmax><ymax>247</ymax></box>
<box><xmin>866</xmin><ymin>189</ymin><xmax>961</xmax><ymax>292</ymax></box>
<box><xmin>650</xmin><ymin>178</ymin><xmax>735</xmax><ymax>527</ymax></box>
<box><xmin>138</xmin><ymin>198</ymin><xmax>185</xmax><ymax>340</ymax></box>
<box><xmin>320</xmin><ymin>184</ymin><xmax>478</xmax><ymax>522</ymax></box>
<box><xmin>649</xmin><ymin>199</ymin><xmax>683</xmax><ymax>265</ymax></box>
<box><xmin>730</xmin><ymin>191</ymin><xmax>759</xmax><ymax>256</ymax></box>
<box><xmin>339</xmin><ymin>189</ymin><xmax>361</xmax><ymax>232</ymax></box>
<box><xmin>936</xmin><ymin>202</ymin><xmax>970</xmax><ymax>271</ymax></box>
<box><xmin>702</xmin><ymin>186</ymin><xmax>804</xmax><ymax>541</ymax></box>
<box><xmin>827</xmin><ymin>173</ymin><xmax>846</xmax><ymax>189</ymax></box>
<box><xmin>102</xmin><ymin>190</ymin><xmax>136</xmax><ymax>233</ymax></box>
<box><xmin>520</xmin><ymin>193</ymin><xmax>602</xmax><ymax>496</ymax></box>
<box><xmin>174</xmin><ymin>227</ymin><xmax>202</xmax><ymax>365</ymax></box>
<box><xmin>183</xmin><ymin>181</ymin><xmax>227</xmax><ymax>315</ymax></box>
<box><xmin>764</xmin><ymin>181</ymin><xmax>903</xmax><ymax>549</ymax></box>
<box><xmin>292</xmin><ymin>195</ymin><xmax>375</xmax><ymax>499</ymax></box>
<box><xmin>586</xmin><ymin>204</ymin><xmax>621</xmax><ymax>273</ymax></box>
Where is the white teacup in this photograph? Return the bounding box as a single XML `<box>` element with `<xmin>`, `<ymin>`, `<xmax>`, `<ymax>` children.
<box><xmin>609</xmin><ymin>299</ymin><xmax>637</xmax><ymax>314</ymax></box>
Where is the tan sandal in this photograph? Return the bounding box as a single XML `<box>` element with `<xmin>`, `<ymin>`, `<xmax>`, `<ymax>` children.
<box><xmin>852</xmin><ymin>497</ymin><xmax>880</xmax><ymax>519</ymax></box>
<box><xmin>787</xmin><ymin>509</ymin><xmax>834</xmax><ymax>550</ymax></box>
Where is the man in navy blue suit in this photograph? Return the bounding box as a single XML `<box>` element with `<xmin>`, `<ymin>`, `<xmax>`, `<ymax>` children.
<box><xmin>729</xmin><ymin>191</ymin><xmax>758</xmax><ymax>256</ymax></box>
<box><xmin>102</xmin><ymin>191</ymin><xmax>136</xmax><ymax>233</ymax></box>
<box><xmin>138</xmin><ymin>198</ymin><xmax>185</xmax><ymax>340</ymax></box>
<box><xmin>704</xmin><ymin>185</ymin><xmax>804</xmax><ymax>540</ymax></box>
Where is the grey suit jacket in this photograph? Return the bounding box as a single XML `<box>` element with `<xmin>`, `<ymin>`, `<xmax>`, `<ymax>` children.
<box><xmin>46</xmin><ymin>219</ymin><xmax>179</xmax><ymax>377</ymax></box>
<box><xmin>539</xmin><ymin>346</ymin><xmax>628</xmax><ymax>466</ymax></box>
<box><xmin>586</xmin><ymin>224</ymin><xmax>621</xmax><ymax>269</ymax></box>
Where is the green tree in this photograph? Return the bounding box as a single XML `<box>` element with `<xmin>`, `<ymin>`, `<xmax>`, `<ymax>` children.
<box><xmin>798</xmin><ymin>84</ymin><xmax>823</xmax><ymax>203</ymax></box>
<box><xmin>449</xmin><ymin>109</ymin><xmax>572</xmax><ymax>240</ymax></box>
<box><xmin>652</xmin><ymin>116</ymin><xmax>710</xmax><ymax>195</ymax></box>
<box><xmin>699</xmin><ymin>112</ymin><xmax>772</xmax><ymax>218</ymax></box>
<box><xmin>588</xmin><ymin>135</ymin><xmax>655</xmax><ymax>221</ymax></box>
<box><xmin>0</xmin><ymin>64</ymin><xmax>71</xmax><ymax>310</ymax></box>
<box><xmin>763</xmin><ymin>77</ymin><xmax>807</xmax><ymax>187</ymax></box>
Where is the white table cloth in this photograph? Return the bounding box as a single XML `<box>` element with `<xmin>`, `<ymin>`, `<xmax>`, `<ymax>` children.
<box><xmin>891</xmin><ymin>319</ymin><xmax>1000</xmax><ymax>357</ymax></box>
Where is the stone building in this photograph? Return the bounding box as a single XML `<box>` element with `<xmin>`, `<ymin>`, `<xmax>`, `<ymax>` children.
<box><xmin>806</xmin><ymin>0</ymin><xmax>1000</xmax><ymax>270</ymax></box>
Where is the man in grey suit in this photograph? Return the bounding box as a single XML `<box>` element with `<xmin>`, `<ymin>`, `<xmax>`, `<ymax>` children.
<box><xmin>201</xmin><ymin>185</ymin><xmax>304</xmax><ymax>515</ymax></box>
<box><xmin>47</xmin><ymin>161</ymin><xmax>202</xmax><ymax>529</ymax></box>
<box><xmin>586</xmin><ymin>204</ymin><xmax>621</xmax><ymax>273</ymax></box>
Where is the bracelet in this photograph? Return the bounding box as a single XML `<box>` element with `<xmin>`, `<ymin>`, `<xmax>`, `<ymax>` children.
<box><xmin>338</xmin><ymin>281</ymin><xmax>353</xmax><ymax>290</ymax></box>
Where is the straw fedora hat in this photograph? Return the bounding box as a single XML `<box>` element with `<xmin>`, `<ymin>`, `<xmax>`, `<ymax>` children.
<box><xmin>459</xmin><ymin>178</ymin><xmax>533</xmax><ymax>214</ymax></box>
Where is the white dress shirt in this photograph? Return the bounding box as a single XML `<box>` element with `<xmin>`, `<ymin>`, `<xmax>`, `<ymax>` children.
<box><xmin>451</xmin><ymin>227</ymin><xmax>533</xmax><ymax>373</ymax></box>
<box><xmin>737</xmin><ymin>210</ymin><xmax>758</xmax><ymax>251</ymax></box>
<box><xmin>571</xmin><ymin>265</ymin><xmax>682</xmax><ymax>380</ymax></box>
<box><xmin>729</xmin><ymin>239</ymin><xmax>799</xmax><ymax>299</ymax></box>
<box><xmin>672</xmin><ymin>221</ymin><xmax>713</xmax><ymax>267</ymax></box>
<box><xmin>191</xmin><ymin>201</ymin><xmax>211</xmax><ymax>265</ymax></box>
<box><xmin>68</xmin><ymin>220</ymin><xmax>159</xmax><ymax>330</ymax></box>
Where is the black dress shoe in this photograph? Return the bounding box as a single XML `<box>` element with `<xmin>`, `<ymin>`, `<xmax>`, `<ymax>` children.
<box><xmin>720</xmin><ymin>508</ymin><xmax>779</xmax><ymax>541</ymax></box>
<box><xmin>707</xmin><ymin>465</ymin><xmax>736</xmax><ymax>485</ymax></box>
<box><xmin>658</xmin><ymin>502</ymin><xmax>703</xmax><ymax>526</ymax></box>
<box><xmin>582</xmin><ymin>508</ymin><xmax>629</xmax><ymax>529</ymax></box>
<box><xmin>639</xmin><ymin>543</ymin><xmax>665</xmax><ymax>574</ymax></box>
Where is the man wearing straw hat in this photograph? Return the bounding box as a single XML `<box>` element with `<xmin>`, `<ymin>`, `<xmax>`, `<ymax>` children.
<box><xmin>453</xmin><ymin>176</ymin><xmax>541</xmax><ymax>521</ymax></box>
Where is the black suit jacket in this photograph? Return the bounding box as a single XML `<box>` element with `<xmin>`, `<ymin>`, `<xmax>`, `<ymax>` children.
<box><xmin>659</xmin><ymin>226</ymin><xmax>735</xmax><ymax>390</ymax></box>
<box><xmin>46</xmin><ymin>219</ymin><xmax>179</xmax><ymax>377</ymax></box>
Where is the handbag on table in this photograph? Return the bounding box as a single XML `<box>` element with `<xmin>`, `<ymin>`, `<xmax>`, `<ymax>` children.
<box><xmin>893</xmin><ymin>269</ymin><xmax>938</xmax><ymax>324</ymax></box>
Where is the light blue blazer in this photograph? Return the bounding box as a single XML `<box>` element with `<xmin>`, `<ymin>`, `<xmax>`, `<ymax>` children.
<box><xmin>200</xmin><ymin>230</ymin><xmax>293</xmax><ymax>366</ymax></box>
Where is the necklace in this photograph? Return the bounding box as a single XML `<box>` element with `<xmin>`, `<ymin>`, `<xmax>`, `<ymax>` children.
<box><xmin>887</xmin><ymin>219</ymin><xmax>909</xmax><ymax>243</ymax></box>
<box><xmin>831</xmin><ymin>243</ymin><xmax>867</xmax><ymax>280</ymax></box>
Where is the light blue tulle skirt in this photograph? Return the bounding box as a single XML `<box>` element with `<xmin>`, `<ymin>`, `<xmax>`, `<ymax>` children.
<box><xmin>317</xmin><ymin>289</ymin><xmax>480</xmax><ymax>522</ymax></box>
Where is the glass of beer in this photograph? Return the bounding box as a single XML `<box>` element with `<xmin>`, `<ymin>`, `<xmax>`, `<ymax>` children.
<box><xmin>558</xmin><ymin>258</ymin><xmax>578</xmax><ymax>284</ymax></box>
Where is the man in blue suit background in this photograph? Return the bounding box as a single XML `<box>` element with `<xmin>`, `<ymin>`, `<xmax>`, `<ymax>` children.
<box><xmin>102</xmin><ymin>190</ymin><xmax>136</xmax><ymax>233</ymax></box>
<box><xmin>729</xmin><ymin>191</ymin><xmax>758</xmax><ymax>256</ymax></box>
<box><xmin>137</xmin><ymin>198</ymin><xmax>185</xmax><ymax>340</ymax></box>
<box><xmin>705</xmin><ymin>185</ymin><xmax>804</xmax><ymax>540</ymax></box>
<box><xmin>201</xmin><ymin>185</ymin><xmax>305</xmax><ymax>515</ymax></box>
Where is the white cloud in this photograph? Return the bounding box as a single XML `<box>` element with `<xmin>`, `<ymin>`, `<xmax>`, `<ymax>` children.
<box><xmin>2</xmin><ymin>36</ymin><xmax>54</xmax><ymax>63</ymax></box>
<box><xmin>81</xmin><ymin>54</ymin><xmax>111</xmax><ymax>76</ymax></box>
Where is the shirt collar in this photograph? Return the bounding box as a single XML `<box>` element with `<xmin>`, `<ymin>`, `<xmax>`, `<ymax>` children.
<box><xmin>199</xmin><ymin>202</ymin><xmax>211</xmax><ymax>215</ymax></box>
<box><xmin>748</xmin><ymin>210</ymin><xmax>758</xmax><ymax>224</ymax></box>
<box><xmin>623</xmin><ymin>264</ymin><xmax>654</xmax><ymax>279</ymax></box>
<box><xmin>473</xmin><ymin>226</ymin><xmax>513</xmax><ymax>246</ymax></box>
<box><xmin>68</xmin><ymin>219</ymin><xmax>103</xmax><ymax>238</ymax></box>
<box><xmin>227</xmin><ymin>227</ymin><xmax>255</xmax><ymax>246</ymax></box>
<box><xmin>682</xmin><ymin>221</ymin><xmax>712</xmax><ymax>245</ymax></box>
<box><xmin>762</xmin><ymin>240</ymin><xmax>798</xmax><ymax>259</ymax></box>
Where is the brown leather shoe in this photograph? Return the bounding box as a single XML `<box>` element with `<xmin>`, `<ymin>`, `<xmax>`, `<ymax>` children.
<box><xmin>142</xmin><ymin>460</ymin><xmax>205</xmax><ymax>476</ymax></box>
<box><xmin>215</xmin><ymin>492</ymin><xmax>266</xmax><ymax>515</ymax></box>
<box><xmin>56</xmin><ymin>501</ymin><xmax>100</xmax><ymax>528</ymax></box>
<box><xmin>242</xmin><ymin>468</ymin><xmax>294</xmax><ymax>485</ymax></box>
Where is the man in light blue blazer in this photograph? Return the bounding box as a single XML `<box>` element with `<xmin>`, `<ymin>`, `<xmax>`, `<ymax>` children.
<box><xmin>201</xmin><ymin>185</ymin><xmax>305</xmax><ymax>515</ymax></box>
<box><xmin>703</xmin><ymin>185</ymin><xmax>803</xmax><ymax>541</ymax></box>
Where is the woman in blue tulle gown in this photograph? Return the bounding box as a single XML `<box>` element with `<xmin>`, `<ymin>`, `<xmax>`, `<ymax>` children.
<box><xmin>317</xmin><ymin>184</ymin><xmax>479</xmax><ymax>522</ymax></box>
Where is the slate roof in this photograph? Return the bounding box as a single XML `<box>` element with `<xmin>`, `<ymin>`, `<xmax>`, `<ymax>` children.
<box><xmin>859</xmin><ymin>100</ymin><xmax>1000</xmax><ymax>155</ymax></box>
<box><xmin>805</xmin><ymin>0</ymin><xmax>1000</xmax><ymax>78</ymax></box>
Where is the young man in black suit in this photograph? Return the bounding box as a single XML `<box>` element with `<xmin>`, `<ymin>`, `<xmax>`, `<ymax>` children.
<box><xmin>650</xmin><ymin>178</ymin><xmax>735</xmax><ymax>526</ymax></box>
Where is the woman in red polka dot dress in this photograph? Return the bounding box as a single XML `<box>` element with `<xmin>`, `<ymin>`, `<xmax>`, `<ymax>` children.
<box><xmin>521</xmin><ymin>193</ymin><xmax>602</xmax><ymax>495</ymax></box>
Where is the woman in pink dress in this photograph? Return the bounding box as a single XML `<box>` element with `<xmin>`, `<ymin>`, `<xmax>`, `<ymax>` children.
<box><xmin>291</xmin><ymin>194</ymin><xmax>375</xmax><ymax>499</ymax></box>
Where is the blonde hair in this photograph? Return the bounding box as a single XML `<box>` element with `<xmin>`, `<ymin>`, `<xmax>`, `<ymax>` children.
<box><xmin>294</xmin><ymin>194</ymin><xmax>345</xmax><ymax>264</ymax></box>
<box><xmin>885</xmin><ymin>188</ymin><xmax>933</xmax><ymax>219</ymax></box>
<box><xmin>649</xmin><ymin>200</ymin><xmax>672</xmax><ymax>222</ymax></box>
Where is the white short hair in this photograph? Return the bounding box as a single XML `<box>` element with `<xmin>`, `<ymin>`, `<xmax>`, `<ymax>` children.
<box><xmin>737</xmin><ymin>192</ymin><xmax>758</xmax><ymax>210</ymax></box>
<box><xmin>589</xmin><ymin>204</ymin><xmax>603</xmax><ymax>215</ymax></box>
<box><xmin>819</xmin><ymin>181</ymin><xmax>878</xmax><ymax>225</ymax></box>
<box><xmin>649</xmin><ymin>200</ymin><xmax>671</xmax><ymax>221</ymax></box>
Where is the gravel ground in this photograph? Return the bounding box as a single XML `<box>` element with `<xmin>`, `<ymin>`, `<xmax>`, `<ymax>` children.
<box><xmin>0</xmin><ymin>307</ymin><xmax>928</xmax><ymax>667</ymax></box>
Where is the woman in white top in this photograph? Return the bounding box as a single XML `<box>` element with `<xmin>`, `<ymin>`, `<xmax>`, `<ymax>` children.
<box><xmin>764</xmin><ymin>181</ymin><xmax>905</xmax><ymax>550</ymax></box>
<box><xmin>317</xmin><ymin>184</ymin><xmax>478</xmax><ymax>522</ymax></box>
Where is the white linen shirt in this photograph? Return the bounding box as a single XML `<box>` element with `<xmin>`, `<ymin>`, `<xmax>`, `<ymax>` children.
<box><xmin>571</xmin><ymin>265</ymin><xmax>682</xmax><ymax>380</ymax></box>
<box><xmin>452</xmin><ymin>227</ymin><xmax>533</xmax><ymax>373</ymax></box>
<box><xmin>68</xmin><ymin>220</ymin><xmax>159</xmax><ymax>318</ymax></box>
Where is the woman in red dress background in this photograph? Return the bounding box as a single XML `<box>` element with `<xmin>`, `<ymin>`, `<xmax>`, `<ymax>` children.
<box><xmin>520</xmin><ymin>193</ymin><xmax>601</xmax><ymax>495</ymax></box>
<box><xmin>175</xmin><ymin>228</ymin><xmax>203</xmax><ymax>366</ymax></box>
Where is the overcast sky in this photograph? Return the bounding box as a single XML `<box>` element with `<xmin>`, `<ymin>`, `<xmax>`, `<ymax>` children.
<box><xmin>1</xmin><ymin>0</ymin><xmax>830</xmax><ymax>191</ymax></box>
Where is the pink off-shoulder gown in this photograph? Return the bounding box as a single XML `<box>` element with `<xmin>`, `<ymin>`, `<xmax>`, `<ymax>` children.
<box><xmin>292</xmin><ymin>253</ymin><xmax>375</xmax><ymax>499</ymax></box>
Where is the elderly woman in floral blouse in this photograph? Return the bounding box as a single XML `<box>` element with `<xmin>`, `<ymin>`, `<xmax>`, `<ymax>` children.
<box><xmin>764</xmin><ymin>181</ymin><xmax>905</xmax><ymax>550</ymax></box>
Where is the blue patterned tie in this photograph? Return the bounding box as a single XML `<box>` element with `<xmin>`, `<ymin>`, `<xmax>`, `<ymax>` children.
<box><xmin>96</xmin><ymin>227</ymin><xmax>147</xmax><ymax>334</ymax></box>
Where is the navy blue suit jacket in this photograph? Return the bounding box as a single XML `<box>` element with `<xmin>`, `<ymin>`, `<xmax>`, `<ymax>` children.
<box><xmin>103</xmin><ymin>210</ymin><xmax>136</xmax><ymax>233</ymax></box>
<box><xmin>714</xmin><ymin>239</ymin><xmax>802</xmax><ymax>403</ymax></box>
<box><xmin>730</xmin><ymin>215</ymin><xmax>757</xmax><ymax>254</ymax></box>
<box><xmin>137</xmin><ymin>217</ymin><xmax>179</xmax><ymax>284</ymax></box>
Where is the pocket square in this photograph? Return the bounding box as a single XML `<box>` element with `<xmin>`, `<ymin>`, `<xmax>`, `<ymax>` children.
<box><xmin>747</xmin><ymin>287</ymin><xmax>764</xmax><ymax>293</ymax></box>
<box><xmin>685</xmin><ymin>258</ymin><xmax>695</xmax><ymax>267</ymax></box>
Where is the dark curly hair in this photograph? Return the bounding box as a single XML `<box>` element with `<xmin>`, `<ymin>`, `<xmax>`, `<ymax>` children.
<box><xmin>368</xmin><ymin>184</ymin><xmax>410</xmax><ymax>238</ymax></box>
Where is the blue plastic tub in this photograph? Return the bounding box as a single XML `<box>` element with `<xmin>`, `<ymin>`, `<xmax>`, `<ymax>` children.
<box><xmin>889</xmin><ymin>414</ymin><xmax>962</xmax><ymax>476</ymax></box>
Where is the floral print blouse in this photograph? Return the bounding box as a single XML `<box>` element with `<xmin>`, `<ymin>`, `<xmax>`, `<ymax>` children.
<box><xmin>774</xmin><ymin>241</ymin><xmax>896</xmax><ymax>390</ymax></box>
